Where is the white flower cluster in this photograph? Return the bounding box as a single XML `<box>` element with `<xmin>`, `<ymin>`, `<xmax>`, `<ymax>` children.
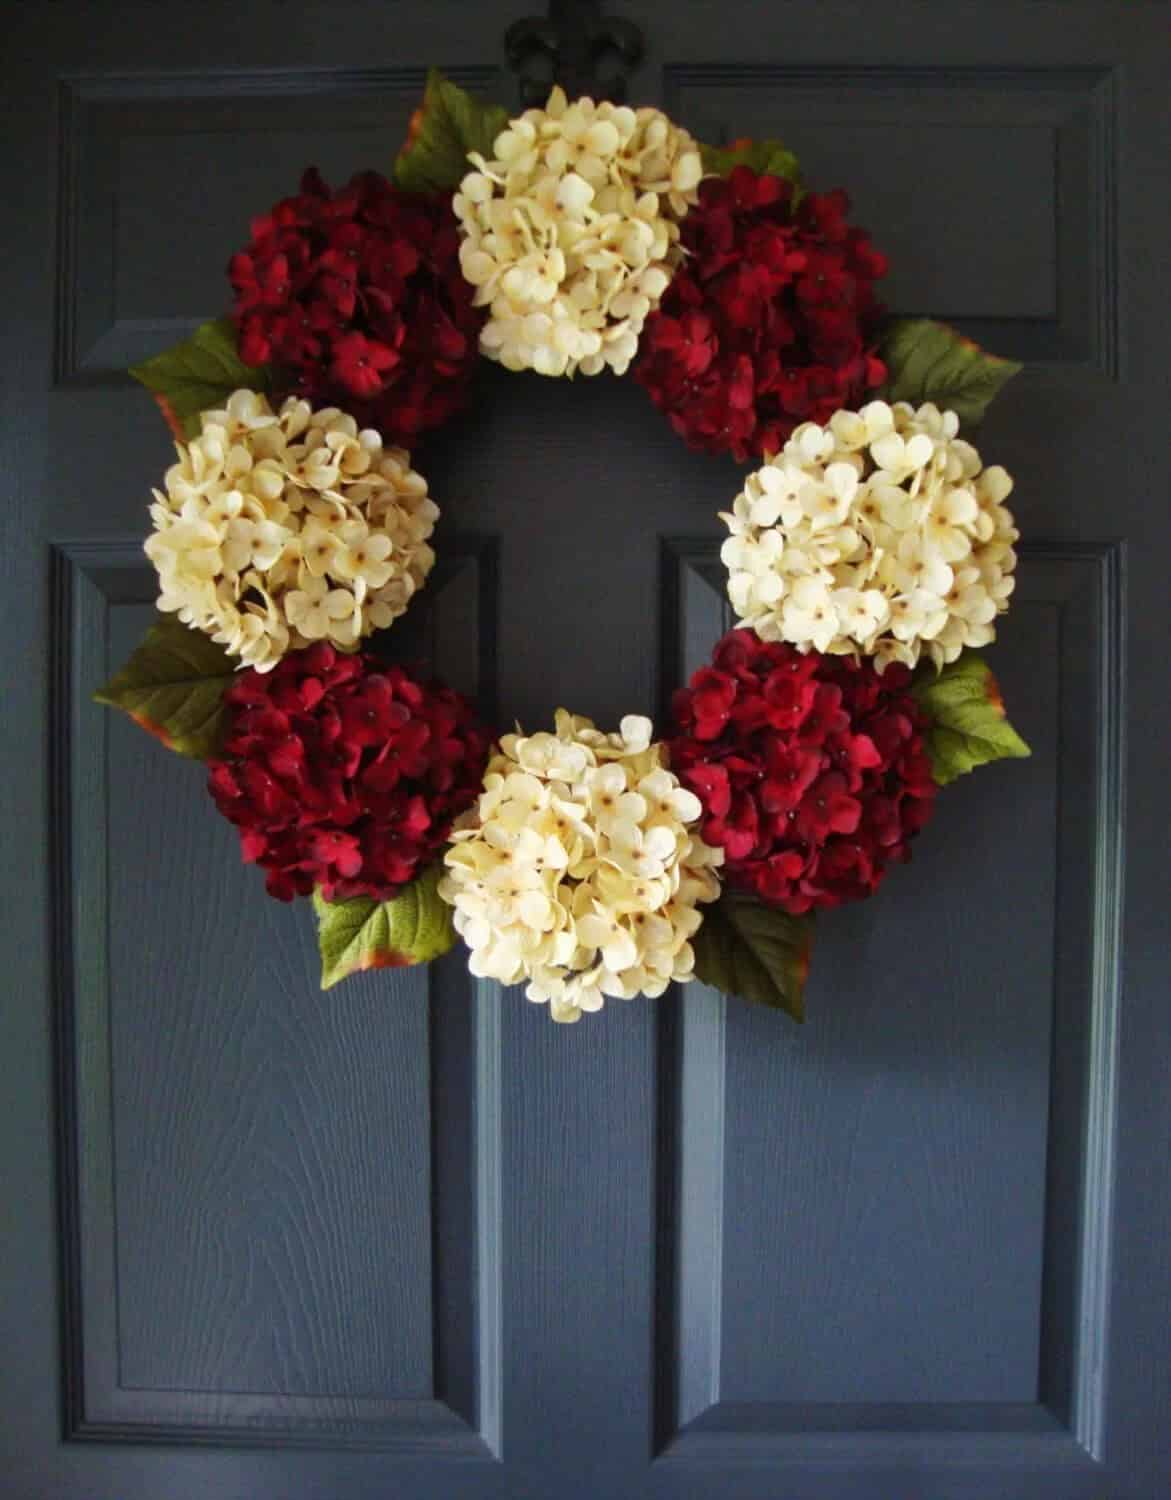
<box><xmin>440</xmin><ymin>710</ymin><xmax>723</xmax><ymax>1023</ymax></box>
<box><xmin>720</xmin><ymin>401</ymin><xmax>1018</xmax><ymax>672</ymax></box>
<box><xmin>144</xmin><ymin>390</ymin><xmax>437</xmax><ymax>671</ymax></box>
<box><xmin>453</xmin><ymin>86</ymin><xmax>702</xmax><ymax>377</ymax></box>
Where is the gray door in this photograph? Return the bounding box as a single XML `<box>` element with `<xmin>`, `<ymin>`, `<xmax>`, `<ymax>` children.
<box><xmin>3</xmin><ymin>3</ymin><xmax>1168</xmax><ymax>1497</ymax></box>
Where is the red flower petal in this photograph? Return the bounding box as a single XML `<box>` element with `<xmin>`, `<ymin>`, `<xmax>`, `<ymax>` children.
<box><xmin>207</xmin><ymin>649</ymin><xmax>495</xmax><ymax>903</ymax></box>
<box><xmin>668</xmin><ymin>629</ymin><xmax>937</xmax><ymax>914</ymax></box>
<box><xmin>226</xmin><ymin>170</ymin><xmax>485</xmax><ymax>445</ymax></box>
<box><xmin>634</xmin><ymin>170</ymin><xmax>888</xmax><ymax>462</ymax></box>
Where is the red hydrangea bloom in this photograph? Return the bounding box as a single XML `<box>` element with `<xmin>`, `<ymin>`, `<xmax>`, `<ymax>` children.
<box><xmin>668</xmin><ymin>630</ymin><xmax>936</xmax><ymax>913</ymax></box>
<box><xmin>207</xmin><ymin>644</ymin><xmax>494</xmax><ymax>903</ymax></box>
<box><xmin>228</xmin><ymin>168</ymin><xmax>484</xmax><ymax>445</ymax></box>
<box><xmin>635</xmin><ymin>166</ymin><xmax>888</xmax><ymax>461</ymax></box>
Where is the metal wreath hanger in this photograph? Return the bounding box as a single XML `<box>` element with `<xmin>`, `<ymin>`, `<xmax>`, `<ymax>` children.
<box><xmin>505</xmin><ymin>0</ymin><xmax>645</xmax><ymax>104</ymax></box>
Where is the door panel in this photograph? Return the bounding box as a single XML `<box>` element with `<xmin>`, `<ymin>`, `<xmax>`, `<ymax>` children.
<box><xmin>653</xmin><ymin>542</ymin><xmax>1124</xmax><ymax>1482</ymax></box>
<box><xmin>56</xmin><ymin>68</ymin><xmax>504</xmax><ymax>384</ymax></box>
<box><xmin>52</xmin><ymin>541</ymin><xmax>501</xmax><ymax>1454</ymax></box>
<box><xmin>667</xmin><ymin>65</ymin><xmax>1118</xmax><ymax>370</ymax></box>
<box><xmin>3</xmin><ymin>5</ymin><xmax>1168</xmax><ymax>1499</ymax></box>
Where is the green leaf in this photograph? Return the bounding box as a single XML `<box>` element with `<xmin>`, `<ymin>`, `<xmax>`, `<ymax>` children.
<box><xmin>700</xmin><ymin>136</ymin><xmax>801</xmax><ymax>187</ymax></box>
<box><xmin>692</xmin><ymin>894</ymin><xmax>812</xmax><ymax>1021</ymax></box>
<box><xmin>312</xmin><ymin>864</ymin><xmax>457</xmax><ymax>990</ymax></box>
<box><xmin>877</xmin><ymin>318</ymin><xmax>1022</xmax><ymax>428</ymax></box>
<box><xmin>911</xmin><ymin>651</ymin><xmax>1031</xmax><ymax>786</ymax></box>
<box><xmin>393</xmin><ymin>68</ymin><xmax>510</xmax><ymax>194</ymax></box>
<box><xmin>93</xmin><ymin>615</ymin><xmax>236</xmax><ymax>759</ymax></box>
<box><xmin>128</xmin><ymin>317</ymin><xmax>272</xmax><ymax>440</ymax></box>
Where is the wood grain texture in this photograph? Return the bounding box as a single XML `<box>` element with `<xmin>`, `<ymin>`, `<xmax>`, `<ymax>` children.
<box><xmin>107</xmin><ymin>667</ymin><xmax>434</xmax><ymax>1399</ymax></box>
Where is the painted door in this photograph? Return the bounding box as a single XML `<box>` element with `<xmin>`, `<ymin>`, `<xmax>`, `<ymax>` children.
<box><xmin>3</xmin><ymin>3</ymin><xmax>1168</xmax><ymax>1497</ymax></box>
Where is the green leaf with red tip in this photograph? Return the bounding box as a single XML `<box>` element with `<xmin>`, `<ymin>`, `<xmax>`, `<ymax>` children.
<box><xmin>313</xmin><ymin>864</ymin><xmax>457</xmax><ymax>991</ymax></box>
<box><xmin>911</xmin><ymin>651</ymin><xmax>1031</xmax><ymax>786</ymax></box>
<box><xmin>700</xmin><ymin>137</ymin><xmax>801</xmax><ymax>188</ymax></box>
<box><xmin>94</xmin><ymin>615</ymin><xmax>236</xmax><ymax>759</ymax></box>
<box><xmin>393</xmin><ymin>69</ymin><xmax>510</xmax><ymax>194</ymax></box>
<box><xmin>128</xmin><ymin>318</ymin><xmax>272</xmax><ymax>440</ymax></box>
<box><xmin>692</xmin><ymin>894</ymin><xmax>812</xmax><ymax>1021</ymax></box>
<box><xmin>877</xmin><ymin>318</ymin><xmax>1022</xmax><ymax>428</ymax></box>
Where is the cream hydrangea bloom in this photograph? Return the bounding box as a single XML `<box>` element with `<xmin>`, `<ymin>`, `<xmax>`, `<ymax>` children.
<box><xmin>144</xmin><ymin>390</ymin><xmax>437</xmax><ymax>671</ymax></box>
<box><xmin>453</xmin><ymin>86</ymin><xmax>702</xmax><ymax>377</ymax></box>
<box><xmin>720</xmin><ymin>401</ymin><xmax>1019</xmax><ymax>672</ymax></box>
<box><xmin>439</xmin><ymin>710</ymin><xmax>723</xmax><ymax>1023</ymax></box>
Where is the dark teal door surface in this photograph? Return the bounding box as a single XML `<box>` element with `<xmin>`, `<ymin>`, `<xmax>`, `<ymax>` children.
<box><xmin>3</xmin><ymin>3</ymin><xmax>1169</xmax><ymax>1497</ymax></box>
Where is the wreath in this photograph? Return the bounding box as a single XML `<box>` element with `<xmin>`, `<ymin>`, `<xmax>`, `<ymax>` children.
<box><xmin>97</xmin><ymin>72</ymin><xmax>1030</xmax><ymax>1025</ymax></box>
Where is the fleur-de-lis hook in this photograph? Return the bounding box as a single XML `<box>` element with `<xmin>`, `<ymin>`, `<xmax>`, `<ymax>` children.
<box><xmin>504</xmin><ymin>0</ymin><xmax>645</xmax><ymax>106</ymax></box>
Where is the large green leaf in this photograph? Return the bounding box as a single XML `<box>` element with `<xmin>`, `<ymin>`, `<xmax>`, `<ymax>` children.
<box><xmin>692</xmin><ymin>894</ymin><xmax>812</xmax><ymax>1021</ymax></box>
<box><xmin>911</xmin><ymin>651</ymin><xmax>1031</xmax><ymax>786</ymax></box>
<box><xmin>313</xmin><ymin>863</ymin><xmax>457</xmax><ymax>990</ymax></box>
<box><xmin>393</xmin><ymin>69</ymin><xmax>510</xmax><ymax>194</ymax></box>
<box><xmin>94</xmin><ymin>615</ymin><xmax>236</xmax><ymax>759</ymax></box>
<box><xmin>700</xmin><ymin>136</ymin><xmax>801</xmax><ymax>187</ymax></box>
<box><xmin>877</xmin><ymin>318</ymin><xmax>1022</xmax><ymax>428</ymax></box>
<box><xmin>128</xmin><ymin>318</ymin><xmax>272</xmax><ymax>440</ymax></box>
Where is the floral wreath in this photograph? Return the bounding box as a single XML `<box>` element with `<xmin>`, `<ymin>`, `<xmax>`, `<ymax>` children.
<box><xmin>97</xmin><ymin>72</ymin><xmax>1030</xmax><ymax>1025</ymax></box>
